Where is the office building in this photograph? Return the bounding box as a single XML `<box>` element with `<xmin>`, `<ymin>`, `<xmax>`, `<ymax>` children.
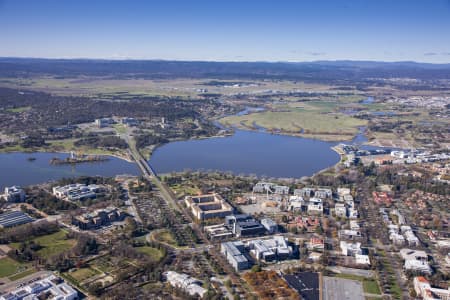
<box><xmin>2</xmin><ymin>186</ymin><xmax>25</xmax><ymax>202</ymax></box>
<box><xmin>185</xmin><ymin>194</ymin><xmax>233</xmax><ymax>221</ymax></box>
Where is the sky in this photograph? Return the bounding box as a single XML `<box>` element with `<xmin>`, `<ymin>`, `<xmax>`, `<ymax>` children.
<box><xmin>1</xmin><ymin>0</ymin><xmax>450</xmax><ymax>63</ymax></box>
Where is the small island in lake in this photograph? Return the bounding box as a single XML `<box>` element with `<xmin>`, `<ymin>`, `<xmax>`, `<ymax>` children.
<box><xmin>50</xmin><ymin>151</ymin><xmax>109</xmax><ymax>165</ymax></box>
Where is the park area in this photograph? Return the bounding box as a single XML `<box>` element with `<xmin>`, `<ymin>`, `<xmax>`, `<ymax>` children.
<box><xmin>220</xmin><ymin>99</ymin><xmax>367</xmax><ymax>141</ymax></box>
<box><xmin>152</xmin><ymin>229</ymin><xmax>178</xmax><ymax>247</ymax></box>
<box><xmin>10</xmin><ymin>229</ymin><xmax>76</xmax><ymax>259</ymax></box>
<box><xmin>0</xmin><ymin>230</ymin><xmax>76</xmax><ymax>282</ymax></box>
<box><xmin>135</xmin><ymin>246</ymin><xmax>165</xmax><ymax>262</ymax></box>
<box><xmin>63</xmin><ymin>255</ymin><xmax>132</xmax><ymax>290</ymax></box>
<box><xmin>0</xmin><ymin>257</ymin><xmax>35</xmax><ymax>281</ymax></box>
<box><xmin>62</xmin><ymin>246</ymin><xmax>164</xmax><ymax>290</ymax></box>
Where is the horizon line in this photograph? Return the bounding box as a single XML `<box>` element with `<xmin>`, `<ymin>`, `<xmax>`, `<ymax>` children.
<box><xmin>1</xmin><ymin>56</ymin><xmax>449</xmax><ymax>66</ymax></box>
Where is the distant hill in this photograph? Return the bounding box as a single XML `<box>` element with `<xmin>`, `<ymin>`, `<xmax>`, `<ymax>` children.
<box><xmin>1</xmin><ymin>57</ymin><xmax>449</xmax><ymax>83</ymax></box>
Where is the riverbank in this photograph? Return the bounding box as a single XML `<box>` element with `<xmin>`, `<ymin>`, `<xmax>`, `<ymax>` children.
<box><xmin>139</xmin><ymin>131</ymin><xmax>233</xmax><ymax>160</ymax></box>
<box><xmin>0</xmin><ymin>152</ymin><xmax>140</xmax><ymax>190</ymax></box>
<box><xmin>0</xmin><ymin>145</ymin><xmax>135</xmax><ymax>163</ymax></box>
<box><xmin>217</xmin><ymin>117</ymin><xmax>359</xmax><ymax>142</ymax></box>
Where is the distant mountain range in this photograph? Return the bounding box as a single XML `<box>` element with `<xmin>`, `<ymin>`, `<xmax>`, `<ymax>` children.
<box><xmin>1</xmin><ymin>57</ymin><xmax>449</xmax><ymax>82</ymax></box>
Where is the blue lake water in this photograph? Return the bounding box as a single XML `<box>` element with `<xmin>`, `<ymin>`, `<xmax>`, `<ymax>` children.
<box><xmin>360</xmin><ymin>96</ymin><xmax>374</xmax><ymax>104</ymax></box>
<box><xmin>0</xmin><ymin>152</ymin><xmax>140</xmax><ymax>189</ymax></box>
<box><xmin>149</xmin><ymin>130</ymin><xmax>340</xmax><ymax>178</ymax></box>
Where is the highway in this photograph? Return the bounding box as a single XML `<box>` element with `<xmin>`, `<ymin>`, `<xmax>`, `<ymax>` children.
<box><xmin>123</xmin><ymin>132</ymin><xmax>249</xmax><ymax>298</ymax></box>
<box><xmin>122</xmin><ymin>126</ymin><xmax>182</xmax><ymax>214</ymax></box>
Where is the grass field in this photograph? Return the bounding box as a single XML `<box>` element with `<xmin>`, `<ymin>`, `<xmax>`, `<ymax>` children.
<box><xmin>68</xmin><ymin>267</ymin><xmax>101</xmax><ymax>282</ymax></box>
<box><xmin>6</xmin><ymin>106</ymin><xmax>31</xmax><ymax>113</ymax></box>
<box><xmin>7</xmin><ymin>268</ymin><xmax>37</xmax><ymax>281</ymax></box>
<box><xmin>221</xmin><ymin>108</ymin><xmax>366</xmax><ymax>138</ymax></box>
<box><xmin>90</xmin><ymin>257</ymin><xmax>117</xmax><ymax>273</ymax></box>
<box><xmin>47</xmin><ymin>139</ymin><xmax>76</xmax><ymax>151</ymax></box>
<box><xmin>220</xmin><ymin>97</ymin><xmax>368</xmax><ymax>141</ymax></box>
<box><xmin>153</xmin><ymin>229</ymin><xmax>177</xmax><ymax>246</ymax></box>
<box><xmin>169</xmin><ymin>183</ymin><xmax>201</xmax><ymax>197</ymax></box>
<box><xmin>135</xmin><ymin>246</ymin><xmax>165</xmax><ymax>261</ymax></box>
<box><xmin>0</xmin><ymin>76</ymin><xmax>334</xmax><ymax>98</ymax></box>
<box><xmin>113</xmin><ymin>124</ymin><xmax>127</xmax><ymax>134</ymax></box>
<box><xmin>363</xmin><ymin>279</ymin><xmax>382</xmax><ymax>295</ymax></box>
<box><xmin>10</xmin><ymin>230</ymin><xmax>76</xmax><ymax>259</ymax></box>
<box><xmin>0</xmin><ymin>257</ymin><xmax>28</xmax><ymax>278</ymax></box>
<box><xmin>33</xmin><ymin>230</ymin><xmax>76</xmax><ymax>258</ymax></box>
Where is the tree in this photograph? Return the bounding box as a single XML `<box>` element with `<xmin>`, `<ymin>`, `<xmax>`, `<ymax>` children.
<box><xmin>251</xmin><ymin>264</ymin><xmax>262</xmax><ymax>273</ymax></box>
<box><xmin>87</xmin><ymin>282</ymin><xmax>103</xmax><ymax>297</ymax></box>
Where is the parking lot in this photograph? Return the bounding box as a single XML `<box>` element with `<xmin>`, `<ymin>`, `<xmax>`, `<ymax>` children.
<box><xmin>284</xmin><ymin>272</ymin><xmax>319</xmax><ymax>300</ymax></box>
<box><xmin>323</xmin><ymin>276</ymin><xmax>364</xmax><ymax>300</ymax></box>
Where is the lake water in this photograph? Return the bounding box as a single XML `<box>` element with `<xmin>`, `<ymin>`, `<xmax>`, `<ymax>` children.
<box><xmin>0</xmin><ymin>152</ymin><xmax>140</xmax><ymax>189</ymax></box>
<box><xmin>149</xmin><ymin>130</ymin><xmax>340</xmax><ymax>178</ymax></box>
<box><xmin>360</xmin><ymin>96</ymin><xmax>374</xmax><ymax>104</ymax></box>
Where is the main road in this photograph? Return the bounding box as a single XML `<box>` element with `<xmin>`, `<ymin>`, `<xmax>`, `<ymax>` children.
<box><xmin>120</xmin><ymin>128</ymin><xmax>181</xmax><ymax>212</ymax></box>
<box><xmin>121</xmin><ymin>129</ymin><xmax>249</xmax><ymax>299</ymax></box>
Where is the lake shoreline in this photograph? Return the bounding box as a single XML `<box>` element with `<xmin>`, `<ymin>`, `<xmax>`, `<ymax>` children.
<box><xmin>0</xmin><ymin>148</ymin><xmax>135</xmax><ymax>163</ymax></box>
<box><xmin>0</xmin><ymin>151</ymin><xmax>140</xmax><ymax>190</ymax></box>
<box><xmin>149</xmin><ymin>129</ymin><xmax>341</xmax><ymax>179</ymax></box>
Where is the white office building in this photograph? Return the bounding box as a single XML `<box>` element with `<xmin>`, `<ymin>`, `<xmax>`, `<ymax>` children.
<box><xmin>166</xmin><ymin>271</ymin><xmax>207</xmax><ymax>298</ymax></box>
<box><xmin>340</xmin><ymin>241</ymin><xmax>362</xmax><ymax>256</ymax></box>
<box><xmin>0</xmin><ymin>275</ymin><xmax>78</xmax><ymax>300</ymax></box>
<box><xmin>2</xmin><ymin>186</ymin><xmax>25</xmax><ymax>202</ymax></box>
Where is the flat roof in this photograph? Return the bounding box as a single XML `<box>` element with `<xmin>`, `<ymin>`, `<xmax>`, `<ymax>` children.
<box><xmin>232</xmin><ymin>254</ymin><xmax>248</xmax><ymax>263</ymax></box>
<box><xmin>238</xmin><ymin>221</ymin><xmax>264</xmax><ymax>229</ymax></box>
<box><xmin>0</xmin><ymin>211</ymin><xmax>34</xmax><ymax>228</ymax></box>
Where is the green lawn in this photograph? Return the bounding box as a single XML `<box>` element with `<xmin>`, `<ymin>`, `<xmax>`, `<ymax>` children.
<box><xmin>153</xmin><ymin>229</ymin><xmax>177</xmax><ymax>246</ymax></box>
<box><xmin>113</xmin><ymin>124</ymin><xmax>127</xmax><ymax>134</ymax></box>
<box><xmin>223</xmin><ymin>109</ymin><xmax>366</xmax><ymax>133</ymax></box>
<box><xmin>389</xmin><ymin>280</ymin><xmax>402</xmax><ymax>299</ymax></box>
<box><xmin>68</xmin><ymin>267</ymin><xmax>101</xmax><ymax>282</ymax></box>
<box><xmin>0</xmin><ymin>257</ymin><xmax>28</xmax><ymax>278</ymax></box>
<box><xmin>90</xmin><ymin>256</ymin><xmax>117</xmax><ymax>273</ymax></box>
<box><xmin>33</xmin><ymin>230</ymin><xmax>76</xmax><ymax>258</ymax></box>
<box><xmin>220</xmin><ymin>103</ymin><xmax>366</xmax><ymax>141</ymax></box>
<box><xmin>6</xmin><ymin>106</ymin><xmax>31</xmax><ymax>113</ymax></box>
<box><xmin>363</xmin><ymin>279</ymin><xmax>381</xmax><ymax>295</ymax></box>
<box><xmin>47</xmin><ymin>139</ymin><xmax>76</xmax><ymax>151</ymax></box>
<box><xmin>11</xmin><ymin>230</ymin><xmax>76</xmax><ymax>259</ymax></box>
<box><xmin>135</xmin><ymin>246</ymin><xmax>165</xmax><ymax>261</ymax></box>
<box><xmin>8</xmin><ymin>268</ymin><xmax>37</xmax><ymax>281</ymax></box>
<box><xmin>335</xmin><ymin>273</ymin><xmax>367</xmax><ymax>281</ymax></box>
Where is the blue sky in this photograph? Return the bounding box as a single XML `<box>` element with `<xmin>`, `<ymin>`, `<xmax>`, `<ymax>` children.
<box><xmin>1</xmin><ymin>0</ymin><xmax>449</xmax><ymax>63</ymax></box>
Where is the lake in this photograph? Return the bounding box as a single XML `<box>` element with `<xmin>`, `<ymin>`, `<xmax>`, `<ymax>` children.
<box><xmin>149</xmin><ymin>130</ymin><xmax>340</xmax><ymax>178</ymax></box>
<box><xmin>360</xmin><ymin>96</ymin><xmax>374</xmax><ymax>104</ymax></box>
<box><xmin>0</xmin><ymin>152</ymin><xmax>140</xmax><ymax>189</ymax></box>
